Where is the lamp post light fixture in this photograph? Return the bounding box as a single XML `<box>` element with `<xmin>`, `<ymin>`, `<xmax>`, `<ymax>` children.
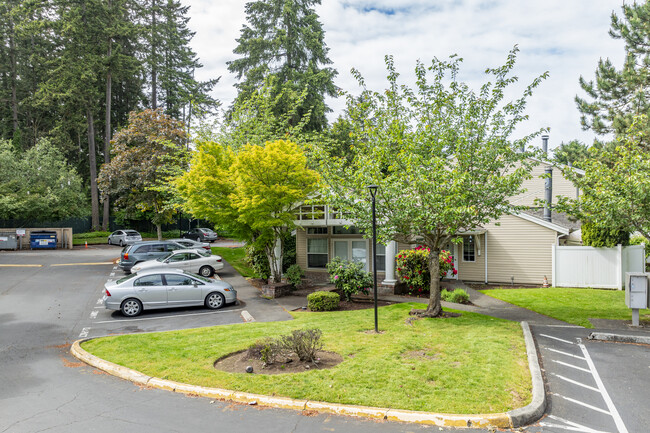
<box><xmin>367</xmin><ymin>184</ymin><xmax>379</xmax><ymax>333</ymax></box>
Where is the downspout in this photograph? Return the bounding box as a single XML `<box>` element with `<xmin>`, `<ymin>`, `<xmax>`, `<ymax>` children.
<box><xmin>542</xmin><ymin>135</ymin><xmax>552</xmax><ymax>223</ymax></box>
<box><xmin>484</xmin><ymin>232</ymin><xmax>488</xmax><ymax>284</ymax></box>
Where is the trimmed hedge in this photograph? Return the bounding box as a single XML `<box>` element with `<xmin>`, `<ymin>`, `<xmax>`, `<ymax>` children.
<box><xmin>307</xmin><ymin>291</ymin><xmax>340</xmax><ymax>311</ymax></box>
<box><xmin>441</xmin><ymin>288</ymin><xmax>470</xmax><ymax>304</ymax></box>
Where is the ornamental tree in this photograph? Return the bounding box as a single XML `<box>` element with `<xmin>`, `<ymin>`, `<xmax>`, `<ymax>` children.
<box><xmin>557</xmin><ymin>115</ymin><xmax>650</xmax><ymax>241</ymax></box>
<box><xmin>312</xmin><ymin>48</ymin><xmax>546</xmax><ymax>317</ymax></box>
<box><xmin>176</xmin><ymin>139</ymin><xmax>319</xmax><ymax>282</ymax></box>
<box><xmin>98</xmin><ymin>109</ymin><xmax>189</xmax><ymax>239</ymax></box>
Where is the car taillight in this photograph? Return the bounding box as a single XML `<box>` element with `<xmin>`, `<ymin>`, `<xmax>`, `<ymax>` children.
<box><xmin>105</xmin><ymin>289</ymin><xmax>111</xmax><ymax>296</ymax></box>
<box><xmin>217</xmin><ymin>258</ymin><xmax>222</xmax><ymax>262</ymax></box>
<box><xmin>123</xmin><ymin>252</ymin><xmax>129</xmax><ymax>260</ymax></box>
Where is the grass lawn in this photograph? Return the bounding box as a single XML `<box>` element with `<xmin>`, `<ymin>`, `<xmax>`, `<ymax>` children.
<box><xmin>211</xmin><ymin>246</ymin><xmax>255</xmax><ymax>278</ymax></box>
<box><xmin>81</xmin><ymin>303</ymin><xmax>531</xmax><ymax>414</ymax></box>
<box><xmin>479</xmin><ymin>287</ymin><xmax>650</xmax><ymax>328</ymax></box>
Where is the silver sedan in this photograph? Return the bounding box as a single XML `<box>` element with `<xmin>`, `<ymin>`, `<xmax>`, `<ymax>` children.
<box><xmin>107</xmin><ymin>230</ymin><xmax>142</xmax><ymax>246</ymax></box>
<box><xmin>103</xmin><ymin>269</ymin><xmax>237</xmax><ymax>317</ymax></box>
<box><xmin>129</xmin><ymin>248</ymin><xmax>224</xmax><ymax>277</ymax></box>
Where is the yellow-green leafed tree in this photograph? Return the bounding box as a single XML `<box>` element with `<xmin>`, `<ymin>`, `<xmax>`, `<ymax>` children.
<box><xmin>177</xmin><ymin>139</ymin><xmax>319</xmax><ymax>282</ymax></box>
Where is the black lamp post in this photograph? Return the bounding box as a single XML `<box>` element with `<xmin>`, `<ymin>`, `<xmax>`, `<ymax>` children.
<box><xmin>367</xmin><ymin>185</ymin><xmax>379</xmax><ymax>333</ymax></box>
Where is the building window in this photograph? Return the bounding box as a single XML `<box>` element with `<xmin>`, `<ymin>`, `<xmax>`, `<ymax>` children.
<box><xmin>307</xmin><ymin>238</ymin><xmax>328</xmax><ymax>268</ymax></box>
<box><xmin>307</xmin><ymin>227</ymin><xmax>328</xmax><ymax>235</ymax></box>
<box><xmin>333</xmin><ymin>225</ymin><xmax>364</xmax><ymax>235</ymax></box>
<box><xmin>375</xmin><ymin>243</ymin><xmax>386</xmax><ymax>271</ymax></box>
<box><xmin>463</xmin><ymin>236</ymin><xmax>476</xmax><ymax>262</ymax></box>
<box><xmin>295</xmin><ymin>205</ymin><xmax>325</xmax><ymax>221</ymax></box>
<box><xmin>333</xmin><ymin>239</ymin><xmax>368</xmax><ymax>270</ymax></box>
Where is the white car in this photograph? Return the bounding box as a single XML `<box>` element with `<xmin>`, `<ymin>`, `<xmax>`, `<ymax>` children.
<box><xmin>130</xmin><ymin>248</ymin><xmax>224</xmax><ymax>277</ymax></box>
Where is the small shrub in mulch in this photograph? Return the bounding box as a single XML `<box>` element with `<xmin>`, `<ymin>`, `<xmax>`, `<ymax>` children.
<box><xmin>307</xmin><ymin>291</ymin><xmax>340</xmax><ymax>311</ymax></box>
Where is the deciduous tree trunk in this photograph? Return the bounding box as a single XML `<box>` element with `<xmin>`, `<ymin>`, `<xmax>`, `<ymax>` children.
<box><xmin>423</xmin><ymin>247</ymin><xmax>443</xmax><ymax>317</ymax></box>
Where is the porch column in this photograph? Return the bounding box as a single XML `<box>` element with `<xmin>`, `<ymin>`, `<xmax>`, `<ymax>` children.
<box><xmin>381</xmin><ymin>240</ymin><xmax>398</xmax><ymax>285</ymax></box>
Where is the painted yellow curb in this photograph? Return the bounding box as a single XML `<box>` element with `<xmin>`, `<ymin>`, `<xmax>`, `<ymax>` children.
<box><xmin>51</xmin><ymin>262</ymin><xmax>115</xmax><ymax>266</ymax></box>
<box><xmin>70</xmin><ymin>339</ymin><xmax>515</xmax><ymax>428</ymax></box>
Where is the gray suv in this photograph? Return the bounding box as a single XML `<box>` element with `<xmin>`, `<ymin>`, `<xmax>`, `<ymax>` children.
<box><xmin>119</xmin><ymin>240</ymin><xmax>185</xmax><ymax>273</ymax></box>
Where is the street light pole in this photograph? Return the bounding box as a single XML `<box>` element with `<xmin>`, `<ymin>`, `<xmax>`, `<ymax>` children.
<box><xmin>368</xmin><ymin>185</ymin><xmax>379</xmax><ymax>333</ymax></box>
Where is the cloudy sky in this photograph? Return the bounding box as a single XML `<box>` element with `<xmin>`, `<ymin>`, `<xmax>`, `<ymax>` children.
<box><xmin>185</xmin><ymin>0</ymin><xmax>625</xmax><ymax>152</ymax></box>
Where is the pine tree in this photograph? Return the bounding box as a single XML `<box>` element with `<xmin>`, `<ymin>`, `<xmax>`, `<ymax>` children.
<box><xmin>227</xmin><ymin>0</ymin><xmax>338</xmax><ymax>132</ymax></box>
<box><xmin>576</xmin><ymin>2</ymin><xmax>650</xmax><ymax>142</ymax></box>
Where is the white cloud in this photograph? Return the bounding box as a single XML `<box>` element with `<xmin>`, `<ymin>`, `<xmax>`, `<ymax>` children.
<box><xmin>185</xmin><ymin>0</ymin><xmax>624</xmax><ymax>149</ymax></box>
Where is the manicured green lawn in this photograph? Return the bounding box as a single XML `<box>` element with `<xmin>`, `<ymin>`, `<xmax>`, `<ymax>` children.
<box><xmin>479</xmin><ymin>287</ymin><xmax>650</xmax><ymax>328</ymax></box>
<box><xmin>82</xmin><ymin>303</ymin><xmax>531</xmax><ymax>414</ymax></box>
<box><xmin>211</xmin><ymin>246</ymin><xmax>255</xmax><ymax>278</ymax></box>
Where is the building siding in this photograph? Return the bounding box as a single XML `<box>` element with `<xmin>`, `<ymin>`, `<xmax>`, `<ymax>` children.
<box><xmin>479</xmin><ymin>214</ymin><xmax>556</xmax><ymax>285</ymax></box>
<box><xmin>514</xmin><ymin>163</ymin><xmax>580</xmax><ymax>207</ymax></box>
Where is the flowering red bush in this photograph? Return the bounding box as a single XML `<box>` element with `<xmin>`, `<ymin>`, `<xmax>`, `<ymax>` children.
<box><xmin>395</xmin><ymin>246</ymin><xmax>456</xmax><ymax>295</ymax></box>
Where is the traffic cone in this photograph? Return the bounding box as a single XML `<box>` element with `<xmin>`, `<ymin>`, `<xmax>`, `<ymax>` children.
<box><xmin>85</xmin><ymin>241</ymin><xmax>88</xmax><ymax>249</ymax></box>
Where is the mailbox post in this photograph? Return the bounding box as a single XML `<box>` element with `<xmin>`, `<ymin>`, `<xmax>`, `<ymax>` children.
<box><xmin>625</xmin><ymin>272</ymin><xmax>649</xmax><ymax>326</ymax></box>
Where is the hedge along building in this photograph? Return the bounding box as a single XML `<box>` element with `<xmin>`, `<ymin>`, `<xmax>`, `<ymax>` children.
<box><xmin>294</xmin><ymin>142</ymin><xmax>584</xmax><ymax>290</ymax></box>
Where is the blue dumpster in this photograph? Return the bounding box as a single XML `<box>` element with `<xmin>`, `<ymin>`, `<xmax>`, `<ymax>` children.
<box><xmin>30</xmin><ymin>231</ymin><xmax>57</xmax><ymax>249</ymax></box>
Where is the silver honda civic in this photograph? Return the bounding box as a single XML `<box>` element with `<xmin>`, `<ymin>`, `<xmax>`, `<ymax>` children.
<box><xmin>103</xmin><ymin>269</ymin><xmax>237</xmax><ymax>317</ymax></box>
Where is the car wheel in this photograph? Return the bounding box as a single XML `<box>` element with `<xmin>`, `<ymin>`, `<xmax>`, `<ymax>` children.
<box><xmin>205</xmin><ymin>292</ymin><xmax>225</xmax><ymax>309</ymax></box>
<box><xmin>199</xmin><ymin>265</ymin><xmax>214</xmax><ymax>277</ymax></box>
<box><xmin>195</xmin><ymin>236</ymin><xmax>201</xmax><ymax>242</ymax></box>
<box><xmin>107</xmin><ymin>238</ymin><xmax>111</xmax><ymax>245</ymax></box>
<box><xmin>120</xmin><ymin>298</ymin><xmax>142</xmax><ymax>317</ymax></box>
<box><xmin>119</xmin><ymin>240</ymin><xmax>124</xmax><ymax>247</ymax></box>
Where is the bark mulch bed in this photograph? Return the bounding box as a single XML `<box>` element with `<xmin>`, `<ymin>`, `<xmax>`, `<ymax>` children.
<box><xmin>214</xmin><ymin>350</ymin><xmax>343</xmax><ymax>375</ymax></box>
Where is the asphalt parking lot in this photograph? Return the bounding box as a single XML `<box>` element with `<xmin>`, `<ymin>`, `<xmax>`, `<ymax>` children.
<box><xmin>1</xmin><ymin>245</ymin><xmax>648</xmax><ymax>433</ymax></box>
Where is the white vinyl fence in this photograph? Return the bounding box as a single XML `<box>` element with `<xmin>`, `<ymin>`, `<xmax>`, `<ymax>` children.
<box><xmin>552</xmin><ymin>244</ymin><xmax>646</xmax><ymax>290</ymax></box>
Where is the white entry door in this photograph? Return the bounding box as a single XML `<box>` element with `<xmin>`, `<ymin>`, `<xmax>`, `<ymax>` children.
<box><xmin>442</xmin><ymin>242</ymin><xmax>459</xmax><ymax>280</ymax></box>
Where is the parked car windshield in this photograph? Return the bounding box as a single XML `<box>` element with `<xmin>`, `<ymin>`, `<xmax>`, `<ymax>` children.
<box><xmin>184</xmin><ymin>270</ymin><xmax>211</xmax><ymax>283</ymax></box>
<box><xmin>156</xmin><ymin>252</ymin><xmax>173</xmax><ymax>262</ymax></box>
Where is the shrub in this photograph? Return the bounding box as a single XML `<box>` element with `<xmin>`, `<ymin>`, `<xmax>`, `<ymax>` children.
<box><xmin>245</xmin><ymin>243</ymin><xmax>270</xmax><ymax>280</ymax></box>
<box><xmin>441</xmin><ymin>288</ymin><xmax>470</xmax><ymax>304</ymax></box>
<box><xmin>246</xmin><ymin>338</ymin><xmax>283</xmax><ymax>365</ymax></box>
<box><xmin>307</xmin><ymin>291</ymin><xmax>340</xmax><ymax>311</ymax></box>
<box><xmin>395</xmin><ymin>246</ymin><xmax>457</xmax><ymax>295</ymax></box>
<box><xmin>285</xmin><ymin>264</ymin><xmax>304</xmax><ymax>287</ymax></box>
<box><xmin>326</xmin><ymin>257</ymin><xmax>372</xmax><ymax>301</ymax></box>
<box><xmin>581</xmin><ymin>222</ymin><xmax>629</xmax><ymax>247</ymax></box>
<box><xmin>280</xmin><ymin>329</ymin><xmax>323</xmax><ymax>362</ymax></box>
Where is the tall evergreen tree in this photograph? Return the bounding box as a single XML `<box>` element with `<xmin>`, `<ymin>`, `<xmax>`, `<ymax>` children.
<box><xmin>576</xmin><ymin>2</ymin><xmax>650</xmax><ymax>143</ymax></box>
<box><xmin>141</xmin><ymin>0</ymin><xmax>218</xmax><ymax>122</ymax></box>
<box><xmin>227</xmin><ymin>0</ymin><xmax>337</xmax><ymax>132</ymax></box>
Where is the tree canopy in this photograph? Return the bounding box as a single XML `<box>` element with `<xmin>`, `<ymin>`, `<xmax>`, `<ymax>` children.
<box><xmin>558</xmin><ymin>115</ymin><xmax>650</xmax><ymax>241</ymax></box>
<box><xmin>312</xmin><ymin>48</ymin><xmax>547</xmax><ymax>317</ymax></box>
<box><xmin>98</xmin><ymin>109</ymin><xmax>189</xmax><ymax>239</ymax></box>
<box><xmin>0</xmin><ymin>139</ymin><xmax>87</xmax><ymax>221</ymax></box>
<box><xmin>176</xmin><ymin>139</ymin><xmax>319</xmax><ymax>282</ymax></box>
<box><xmin>227</xmin><ymin>0</ymin><xmax>337</xmax><ymax>132</ymax></box>
<box><xmin>576</xmin><ymin>2</ymin><xmax>650</xmax><ymax>143</ymax></box>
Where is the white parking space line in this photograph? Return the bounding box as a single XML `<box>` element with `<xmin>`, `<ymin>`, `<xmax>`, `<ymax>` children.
<box><xmin>548</xmin><ymin>348</ymin><xmax>586</xmax><ymax>360</ymax></box>
<box><xmin>553</xmin><ymin>393</ymin><xmax>611</xmax><ymax>415</ymax></box>
<box><xmin>542</xmin><ymin>415</ymin><xmax>612</xmax><ymax>433</ymax></box>
<box><xmin>90</xmin><ymin>310</ymin><xmax>98</xmax><ymax>319</ymax></box>
<box><xmin>552</xmin><ymin>359</ymin><xmax>592</xmax><ymax>373</ymax></box>
<box><xmin>241</xmin><ymin>310</ymin><xmax>255</xmax><ymax>322</ymax></box>
<box><xmin>96</xmin><ymin>298</ymin><xmax>103</xmax><ymax>305</ymax></box>
<box><xmin>540</xmin><ymin>333</ymin><xmax>575</xmax><ymax>345</ymax></box>
<box><xmin>551</xmin><ymin>373</ymin><xmax>600</xmax><ymax>392</ymax></box>
<box><xmin>79</xmin><ymin>327</ymin><xmax>90</xmax><ymax>338</ymax></box>
<box><xmin>579</xmin><ymin>343</ymin><xmax>629</xmax><ymax>433</ymax></box>
<box><xmin>94</xmin><ymin>307</ymin><xmax>244</xmax><ymax>324</ymax></box>
<box><xmin>109</xmin><ymin>272</ymin><xmax>115</xmax><ymax>277</ymax></box>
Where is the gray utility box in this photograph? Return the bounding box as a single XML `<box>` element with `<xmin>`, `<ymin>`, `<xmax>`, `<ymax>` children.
<box><xmin>0</xmin><ymin>232</ymin><xmax>18</xmax><ymax>250</ymax></box>
<box><xmin>625</xmin><ymin>272</ymin><xmax>649</xmax><ymax>309</ymax></box>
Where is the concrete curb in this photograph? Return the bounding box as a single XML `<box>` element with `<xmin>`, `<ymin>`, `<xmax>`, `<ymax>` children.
<box><xmin>71</xmin><ymin>323</ymin><xmax>546</xmax><ymax>429</ymax></box>
<box><xmin>506</xmin><ymin>321</ymin><xmax>546</xmax><ymax>427</ymax></box>
<box><xmin>588</xmin><ymin>332</ymin><xmax>650</xmax><ymax>345</ymax></box>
